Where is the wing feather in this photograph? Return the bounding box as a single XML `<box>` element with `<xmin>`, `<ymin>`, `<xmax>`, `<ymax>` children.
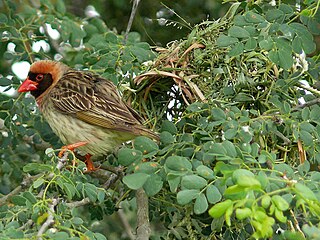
<box><xmin>49</xmin><ymin>71</ymin><xmax>144</xmax><ymax>134</ymax></box>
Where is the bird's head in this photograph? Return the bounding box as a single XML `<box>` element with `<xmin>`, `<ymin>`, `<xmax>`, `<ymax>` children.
<box><xmin>18</xmin><ymin>60</ymin><xmax>69</xmax><ymax>99</ymax></box>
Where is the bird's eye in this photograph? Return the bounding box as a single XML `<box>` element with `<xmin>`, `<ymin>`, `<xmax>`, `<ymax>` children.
<box><xmin>36</xmin><ymin>74</ymin><xmax>44</xmax><ymax>82</ymax></box>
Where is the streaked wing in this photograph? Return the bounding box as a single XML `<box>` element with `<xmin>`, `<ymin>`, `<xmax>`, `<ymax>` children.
<box><xmin>50</xmin><ymin>70</ymin><xmax>142</xmax><ymax>132</ymax></box>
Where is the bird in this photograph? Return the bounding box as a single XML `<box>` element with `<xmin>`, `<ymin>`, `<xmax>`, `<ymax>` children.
<box><xmin>18</xmin><ymin>60</ymin><xmax>158</xmax><ymax>171</ymax></box>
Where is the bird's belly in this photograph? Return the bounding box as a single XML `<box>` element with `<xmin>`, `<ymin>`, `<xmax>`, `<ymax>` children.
<box><xmin>43</xmin><ymin>108</ymin><xmax>131</xmax><ymax>157</ymax></box>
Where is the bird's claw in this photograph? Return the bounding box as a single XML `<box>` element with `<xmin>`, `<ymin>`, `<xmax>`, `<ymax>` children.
<box><xmin>58</xmin><ymin>141</ymin><xmax>88</xmax><ymax>158</ymax></box>
<box><xmin>83</xmin><ymin>153</ymin><xmax>100</xmax><ymax>172</ymax></box>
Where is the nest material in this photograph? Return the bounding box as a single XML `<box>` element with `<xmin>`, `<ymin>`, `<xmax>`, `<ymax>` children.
<box><xmin>133</xmin><ymin>18</ymin><xmax>278</xmax><ymax>110</ymax></box>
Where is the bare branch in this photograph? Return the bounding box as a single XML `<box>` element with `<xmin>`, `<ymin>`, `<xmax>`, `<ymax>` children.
<box><xmin>0</xmin><ymin>152</ymin><xmax>68</xmax><ymax>206</ymax></box>
<box><xmin>65</xmin><ymin>197</ymin><xmax>91</xmax><ymax>208</ymax></box>
<box><xmin>0</xmin><ymin>173</ymin><xmax>43</xmax><ymax>206</ymax></box>
<box><xmin>124</xmin><ymin>0</ymin><xmax>141</xmax><ymax>43</ymax></box>
<box><xmin>0</xmin><ymin>186</ymin><xmax>22</xmax><ymax>206</ymax></box>
<box><xmin>37</xmin><ymin>198</ymin><xmax>59</xmax><ymax>239</ymax></box>
<box><xmin>103</xmin><ymin>172</ymin><xmax>122</xmax><ymax>189</ymax></box>
<box><xmin>292</xmin><ymin>97</ymin><xmax>320</xmax><ymax>112</ymax></box>
<box><xmin>135</xmin><ymin>188</ymin><xmax>151</xmax><ymax>240</ymax></box>
<box><xmin>118</xmin><ymin>208</ymin><xmax>135</xmax><ymax>240</ymax></box>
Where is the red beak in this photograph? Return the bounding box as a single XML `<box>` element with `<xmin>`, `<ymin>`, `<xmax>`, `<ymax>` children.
<box><xmin>18</xmin><ymin>78</ymin><xmax>38</xmax><ymax>92</ymax></box>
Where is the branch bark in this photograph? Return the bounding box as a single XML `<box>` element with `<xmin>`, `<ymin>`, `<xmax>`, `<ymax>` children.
<box><xmin>135</xmin><ymin>188</ymin><xmax>151</xmax><ymax>240</ymax></box>
<box><xmin>124</xmin><ymin>0</ymin><xmax>141</xmax><ymax>43</ymax></box>
<box><xmin>0</xmin><ymin>152</ymin><xmax>68</xmax><ymax>206</ymax></box>
<box><xmin>37</xmin><ymin>198</ymin><xmax>59</xmax><ymax>240</ymax></box>
<box><xmin>118</xmin><ymin>208</ymin><xmax>135</xmax><ymax>240</ymax></box>
<box><xmin>0</xmin><ymin>173</ymin><xmax>43</xmax><ymax>206</ymax></box>
<box><xmin>65</xmin><ymin>197</ymin><xmax>90</xmax><ymax>208</ymax></box>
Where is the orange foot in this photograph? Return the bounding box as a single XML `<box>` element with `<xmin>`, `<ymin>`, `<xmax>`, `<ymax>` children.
<box><xmin>58</xmin><ymin>141</ymin><xmax>88</xmax><ymax>158</ymax></box>
<box><xmin>84</xmin><ymin>153</ymin><xmax>100</xmax><ymax>172</ymax></box>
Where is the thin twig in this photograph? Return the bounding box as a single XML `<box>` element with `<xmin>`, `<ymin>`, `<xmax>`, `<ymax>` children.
<box><xmin>292</xmin><ymin>97</ymin><xmax>320</xmax><ymax>112</ymax></box>
<box><xmin>124</xmin><ymin>0</ymin><xmax>141</xmax><ymax>43</ymax></box>
<box><xmin>103</xmin><ymin>173</ymin><xmax>121</xmax><ymax>189</ymax></box>
<box><xmin>0</xmin><ymin>173</ymin><xmax>43</xmax><ymax>206</ymax></box>
<box><xmin>65</xmin><ymin>197</ymin><xmax>91</xmax><ymax>208</ymax></box>
<box><xmin>135</xmin><ymin>188</ymin><xmax>151</xmax><ymax>240</ymax></box>
<box><xmin>0</xmin><ymin>152</ymin><xmax>68</xmax><ymax>206</ymax></box>
<box><xmin>118</xmin><ymin>208</ymin><xmax>135</xmax><ymax>240</ymax></box>
<box><xmin>37</xmin><ymin>198</ymin><xmax>59</xmax><ymax>239</ymax></box>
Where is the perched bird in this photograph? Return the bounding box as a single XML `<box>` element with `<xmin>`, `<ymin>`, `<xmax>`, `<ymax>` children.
<box><xmin>18</xmin><ymin>60</ymin><xmax>158</xmax><ymax>170</ymax></box>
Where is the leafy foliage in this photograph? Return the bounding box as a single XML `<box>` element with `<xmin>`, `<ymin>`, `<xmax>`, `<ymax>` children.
<box><xmin>1</xmin><ymin>0</ymin><xmax>320</xmax><ymax>239</ymax></box>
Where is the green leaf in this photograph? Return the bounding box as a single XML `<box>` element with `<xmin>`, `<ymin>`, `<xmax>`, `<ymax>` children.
<box><xmin>10</xmin><ymin>195</ymin><xmax>27</xmax><ymax>206</ymax></box>
<box><xmin>181</xmin><ymin>175</ymin><xmax>207</xmax><ymax>189</ymax></box>
<box><xmin>272</xmin><ymin>195</ymin><xmax>289</xmax><ymax>211</ymax></box>
<box><xmin>22</xmin><ymin>192</ymin><xmax>37</xmax><ymax>204</ymax></box>
<box><xmin>290</xmin><ymin>22</ymin><xmax>316</xmax><ymax>54</ymax></box>
<box><xmin>224</xmin><ymin>185</ymin><xmax>247</xmax><ymax>199</ymax></box>
<box><xmin>211</xmin><ymin>108</ymin><xmax>226</xmax><ymax>121</ymax></box>
<box><xmin>224</xmin><ymin>128</ymin><xmax>237</xmax><ymax>139</ymax></box>
<box><xmin>160</xmin><ymin>120</ymin><xmax>177</xmax><ymax>134</ymax></box>
<box><xmin>72</xmin><ymin>217</ymin><xmax>84</xmax><ymax>226</ymax></box>
<box><xmin>0</xmin><ymin>13</ymin><xmax>8</xmax><ymax>24</ymax></box>
<box><xmin>133</xmin><ymin>136</ymin><xmax>159</xmax><ymax>156</ymax></box>
<box><xmin>294</xmin><ymin>183</ymin><xmax>317</xmax><ymax>201</ymax></box>
<box><xmin>216</xmin><ymin>35</ymin><xmax>238</xmax><ymax>47</ymax></box>
<box><xmin>206</xmin><ymin>185</ymin><xmax>222</xmax><ymax>204</ymax></box>
<box><xmin>167</xmin><ymin>174</ymin><xmax>181</xmax><ymax>192</ymax></box>
<box><xmin>245</xmin><ymin>11</ymin><xmax>265</xmax><ymax>23</ymax></box>
<box><xmin>300</xmin><ymin>130</ymin><xmax>313</xmax><ymax>145</ymax></box>
<box><xmin>194</xmin><ymin>193</ymin><xmax>208</xmax><ymax>214</ymax></box>
<box><xmin>63</xmin><ymin>183</ymin><xmax>77</xmax><ymax>200</ymax></box>
<box><xmin>33</xmin><ymin>178</ymin><xmax>45</xmax><ymax>188</ymax></box>
<box><xmin>209</xmin><ymin>199</ymin><xmax>233</xmax><ymax>218</ymax></box>
<box><xmin>94</xmin><ymin>232</ymin><xmax>107</xmax><ymax>240</ymax></box>
<box><xmin>97</xmin><ymin>190</ymin><xmax>105</xmax><ymax>204</ymax></box>
<box><xmin>275</xmin><ymin>208</ymin><xmax>287</xmax><ymax>223</ymax></box>
<box><xmin>118</xmin><ymin>148</ymin><xmax>143</xmax><ymax>166</ymax></box>
<box><xmin>23</xmin><ymin>163</ymin><xmax>52</xmax><ymax>173</ymax></box>
<box><xmin>177</xmin><ymin>189</ymin><xmax>199</xmax><ymax>205</ymax></box>
<box><xmin>228</xmin><ymin>42</ymin><xmax>244</xmax><ymax>57</ymax></box>
<box><xmin>143</xmin><ymin>174</ymin><xmax>163</xmax><ymax>196</ymax></box>
<box><xmin>278</xmin><ymin>49</ymin><xmax>293</xmax><ymax>70</ymax></box>
<box><xmin>135</xmin><ymin>162</ymin><xmax>160</xmax><ymax>174</ymax></box>
<box><xmin>196</xmin><ymin>165</ymin><xmax>215</xmax><ymax>180</ymax></box>
<box><xmin>236</xmin><ymin>208</ymin><xmax>252</xmax><ymax>220</ymax></box>
<box><xmin>266</xmin><ymin>9</ymin><xmax>284</xmax><ymax>22</ymax></box>
<box><xmin>0</xmin><ymin>77</ymin><xmax>12</xmax><ymax>87</ymax></box>
<box><xmin>259</xmin><ymin>38</ymin><xmax>273</xmax><ymax>50</ymax></box>
<box><xmin>84</xmin><ymin>183</ymin><xmax>97</xmax><ymax>202</ymax></box>
<box><xmin>310</xmin><ymin>105</ymin><xmax>320</xmax><ymax>121</ymax></box>
<box><xmin>228</xmin><ymin>26</ymin><xmax>250</xmax><ymax>38</ymax></box>
<box><xmin>244</xmin><ymin>38</ymin><xmax>257</xmax><ymax>51</ymax></box>
<box><xmin>232</xmin><ymin>169</ymin><xmax>254</xmax><ymax>182</ymax></box>
<box><xmin>55</xmin><ymin>0</ymin><xmax>66</xmax><ymax>14</ymax></box>
<box><xmin>47</xmin><ymin>232</ymin><xmax>70</xmax><ymax>240</ymax></box>
<box><xmin>165</xmin><ymin>156</ymin><xmax>192</xmax><ymax>172</ymax></box>
<box><xmin>261</xmin><ymin>195</ymin><xmax>271</xmax><ymax>209</ymax></box>
<box><xmin>237</xmin><ymin>175</ymin><xmax>261</xmax><ymax>188</ymax></box>
<box><xmin>160</xmin><ymin>131</ymin><xmax>175</xmax><ymax>145</ymax></box>
<box><xmin>123</xmin><ymin>173</ymin><xmax>150</xmax><ymax>190</ymax></box>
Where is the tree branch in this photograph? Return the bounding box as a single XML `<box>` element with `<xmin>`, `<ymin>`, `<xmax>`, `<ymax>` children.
<box><xmin>135</xmin><ymin>188</ymin><xmax>151</xmax><ymax>240</ymax></box>
<box><xmin>0</xmin><ymin>152</ymin><xmax>68</xmax><ymax>206</ymax></box>
<box><xmin>118</xmin><ymin>208</ymin><xmax>135</xmax><ymax>240</ymax></box>
<box><xmin>37</xmin><ymin>198</ymin><xmax>59</xmax><ymax>239</ymax></box>
<box><xmin>292</xmin><ymin>97</ymin><xmax>320</xmax><ymax>112</ymax></box>
<box><xmin>124</xmin><ymin>0</ymin><xmax>141</xmax><ymax>43</ymax></box>
<box><xmin>0</xmin><ymin>173</ymin><xmax>43</xmax><ymax>206</ymax></box>
<box><xmin>65</xmin><ymin>197</ymin><xmax>90</xmax><ymax>208</ymax></box>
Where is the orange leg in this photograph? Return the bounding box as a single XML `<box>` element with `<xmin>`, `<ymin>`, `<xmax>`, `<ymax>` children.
<box><xmin>84</xmin><ymin>153</ymin><xmax>99</xmax><ymax>172</ymax></box>
<box><xmin>58</xmin><ymin>141</ymin><xmax>88</xmax><ymax>158</ymax></box>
